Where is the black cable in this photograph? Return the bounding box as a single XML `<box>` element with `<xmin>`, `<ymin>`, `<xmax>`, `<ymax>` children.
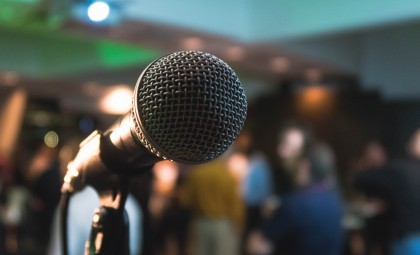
<box><xmin>60</xmin><ymin>190</ymin><xmax>72</xmax><ymax>255</ymax></box>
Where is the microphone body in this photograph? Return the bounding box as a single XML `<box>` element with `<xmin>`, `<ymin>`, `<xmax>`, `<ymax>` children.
<box><xmin>64</xmin><ymin>51</ymin><xmax>247</xmax><ymax>192</ymax></box>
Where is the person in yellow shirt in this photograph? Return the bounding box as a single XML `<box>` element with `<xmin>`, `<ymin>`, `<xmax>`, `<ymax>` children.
<box><xmin>178</xmin><ymin>157</ymin><xmax>244</xmax><ymax>255</ymax></box>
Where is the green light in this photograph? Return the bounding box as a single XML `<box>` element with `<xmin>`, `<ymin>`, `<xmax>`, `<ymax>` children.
<box><xmin>96</xmin><ymin>41</ymin><xmax>159</xmax><ymax>69</ymax></box>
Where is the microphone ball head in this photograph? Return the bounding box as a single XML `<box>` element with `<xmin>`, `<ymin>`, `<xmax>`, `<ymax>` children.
<box><xmin>132</xmin><ymin>51</ymin><xmax>247</xmax><ymax>164</ymax></box>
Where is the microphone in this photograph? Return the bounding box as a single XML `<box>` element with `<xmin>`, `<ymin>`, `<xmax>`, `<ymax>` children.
<box><xmin>64</xmin><ymin>51</ymin><xmax>248</xmax><ymax>192</ymax></box>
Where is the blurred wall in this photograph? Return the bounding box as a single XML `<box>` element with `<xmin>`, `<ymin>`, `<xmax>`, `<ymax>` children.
<box><xmin>281</xmin><ymin>21</ymin><xmax>420</xmax><ymax>99</ymax></box>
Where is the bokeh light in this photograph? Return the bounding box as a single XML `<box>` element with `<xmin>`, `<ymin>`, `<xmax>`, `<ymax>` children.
<box><xmin>44</xmin><ymin>131</ymin><xmax>59</xmax><ymax>148</ymax></box>
<box><xmin>87</xmin><ymin>1</ymin><xmax>110</xmax><ymax>22</ymax></box>
<box><xmin>99</xmin><ymin>85</ymin><xmax>133</xmax><ymax>115</ymax></box>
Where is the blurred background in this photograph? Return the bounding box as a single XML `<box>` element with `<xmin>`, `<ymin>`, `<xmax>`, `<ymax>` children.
<box><xmin>2</xmin><ymin>1</ymin><xmax>420</xmax><ymax>255</ymax></box>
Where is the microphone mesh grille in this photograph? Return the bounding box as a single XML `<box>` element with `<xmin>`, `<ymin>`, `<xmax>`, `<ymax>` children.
<box><xmin>133</xmin><ymin>51</ymin><xmax>247</xmax><ymax>163</ymax></box>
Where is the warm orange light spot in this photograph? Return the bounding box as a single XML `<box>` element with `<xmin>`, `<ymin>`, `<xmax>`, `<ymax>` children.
<box><xmin>297</xmin><ymin>85</ymin><xmax>335</xmax><ymax>118</ymax></box>
<box><xmin>153</xmin><ymin>161</ymin><xmax>179</xmax><ymax>194</ymax></box>
<box><xmin>99</xmin><ymin>85</ymin><xmax>133</xmax><ymax>115</ymax></box>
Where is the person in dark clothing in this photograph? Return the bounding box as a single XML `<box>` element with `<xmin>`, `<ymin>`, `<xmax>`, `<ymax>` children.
<box><xmin>262</xmin><ymin>182</ymin><xmax>343</xmax><ymax>255</ymax></box>
<box><xmin>353</xmin><ymin>141</ymin><xmax>391</xmax><ymax>255</ymax></box>
<box><xmin>21</xmin><ymin>144</ymin><xmax>61</xmax><ymax>255</ymax></box>
<box><xmin>247</xmin><ymin>126</ymin><xmax>344</xmax><ymax>255</ymax></box>
<box><xmin>354</xmin><ymin>130</ymin><xmax>420</xmax><ymax>255</ymax></box>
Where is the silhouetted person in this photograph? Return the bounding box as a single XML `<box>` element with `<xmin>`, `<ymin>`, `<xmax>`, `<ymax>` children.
<box><xmin>22</xmin><ymin>144</ymin><xmax>61</xmax><ymax>255</ymax></box>
<box><xmin>355</xmin><ymin>130</ymin><xmax>420</xmax><ymax>255</ymax></box>
<box><xmin>354</xmin><ymin>141</ymin><xmax>390</xmax><ymax>255</ymax></box>
<box><xmin>248</xmin><ymin>125</ymin><xmax>344</xmax><ymax>255</ymax></box>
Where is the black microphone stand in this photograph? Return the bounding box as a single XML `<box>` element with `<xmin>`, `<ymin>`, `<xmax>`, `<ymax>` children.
<box><xmin>61</xmin><ymin>173</ymin><xmax>132</xmax><ymax>255</ymax></box>
<box><xmin>84</xmin><ymin>179</ymin><xmax>130</xmax><ymax>255</ymax></box>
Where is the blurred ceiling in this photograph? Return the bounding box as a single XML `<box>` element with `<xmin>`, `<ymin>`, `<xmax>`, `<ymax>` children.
<box><xmin>1</xmin><ymin>0</ymin><xmax>420</xmax><ymax>112</ymax></box>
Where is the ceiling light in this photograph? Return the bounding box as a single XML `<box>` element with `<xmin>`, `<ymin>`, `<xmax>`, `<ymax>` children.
<box><xmin>181</xmin><ymin>37</ymin><xmax>203</xmax><ymax>50</ymax></box>
<box><xmin>270</xmin><ymin>57</ymin><xmax>289</xmax><ymax>73</ymax></box>
<box><xmin>82</xmin><ymin>82</ymin><xmax>103</xmax><ymax>96</ymax></box>
<box><xmin>305</xmin><ymin>68</ymin><xmax>322</xmax><ymax>82</ymax></box>
<box><xmin>87</xmin><ymin>1</ymin><xmax>110</xmax><ymax>22</ymax></box>
<box><xmin>225</xmin><ymin>46</ymin><xmax>245</xmax><ymax>62</ymax></box>
<box><xmin>1</xmin><ymin>71</ymin><xmax>19</xmax><ymax>86</ymax></box>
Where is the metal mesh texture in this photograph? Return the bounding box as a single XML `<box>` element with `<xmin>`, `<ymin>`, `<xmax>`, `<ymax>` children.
<box><xmin>132</xmin><ymin>51</ymin><xmax>247</xmax><ymax>163</ymax></box>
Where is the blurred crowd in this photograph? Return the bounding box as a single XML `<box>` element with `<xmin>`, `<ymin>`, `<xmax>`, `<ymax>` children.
<box><xmin>1</xmin><ymin>121</ymin><xmax>420</xmax><ymax>255</ymax></box>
